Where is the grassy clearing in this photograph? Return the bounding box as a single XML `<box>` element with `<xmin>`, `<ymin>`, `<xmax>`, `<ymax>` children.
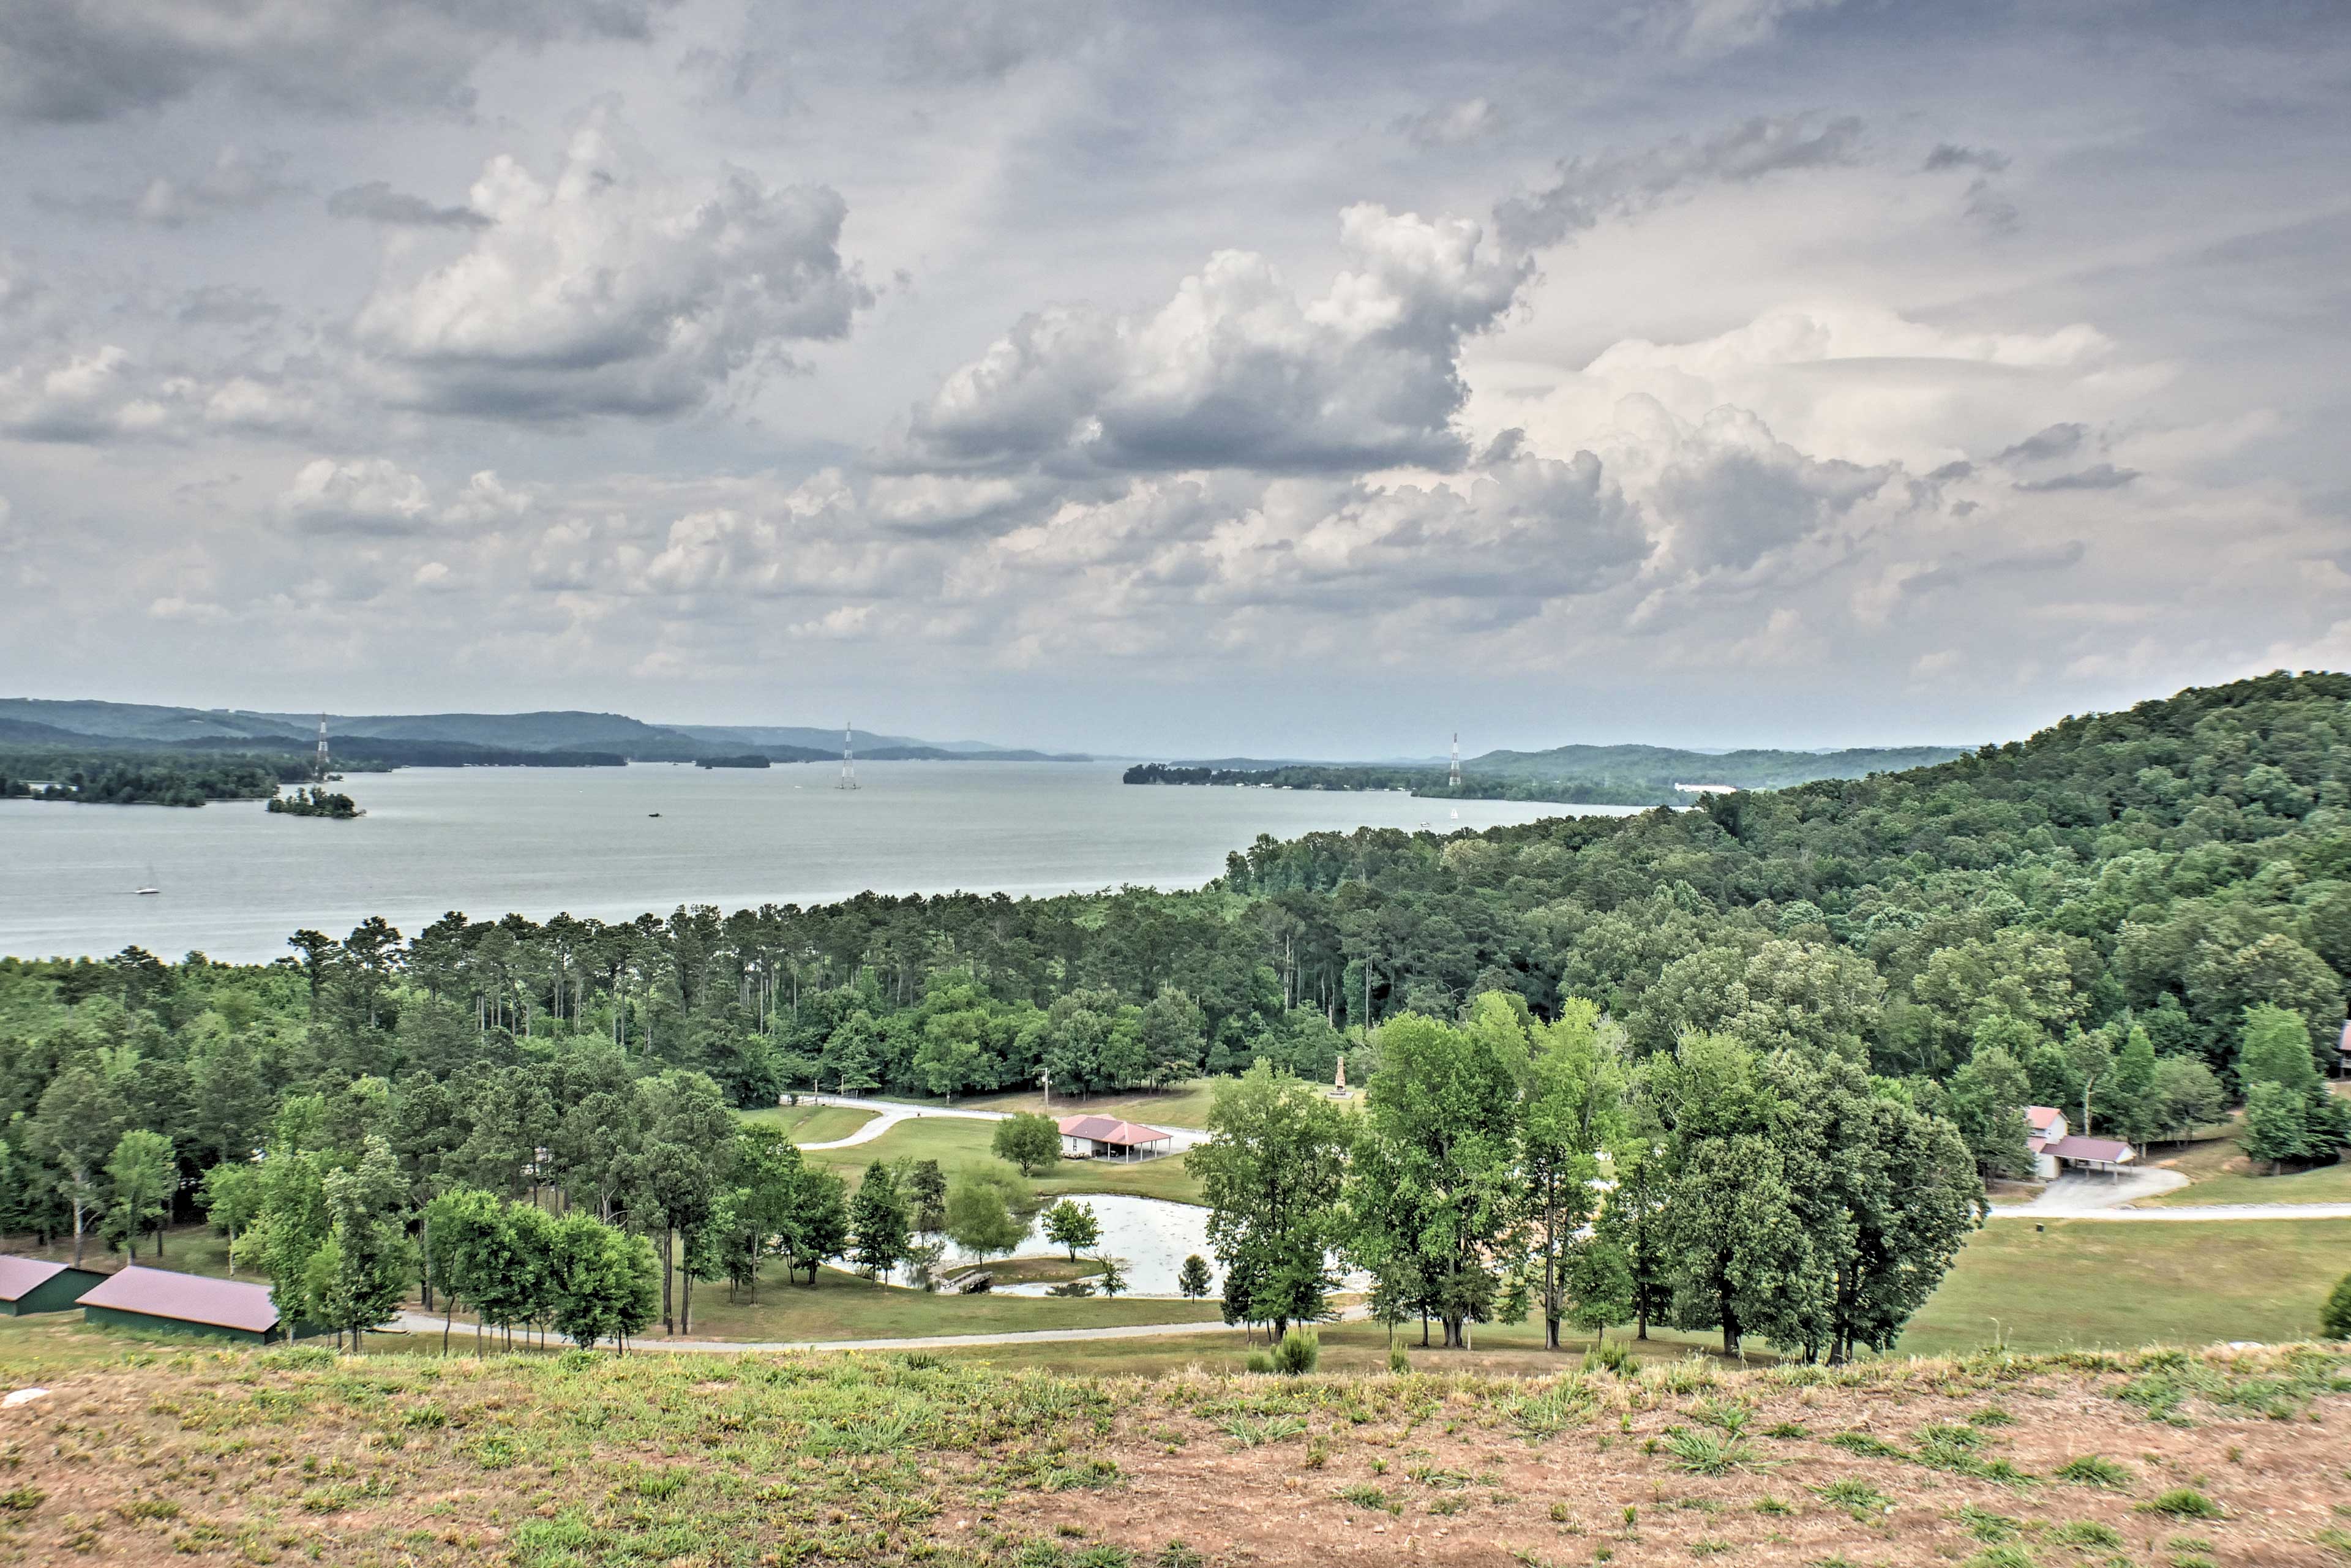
<box><xmin>1897</xmin><ymin>1217</ymin><xmax>2351</xmax><ymax>1354</ymax></box>
<box><xmin>802</xmin><ymin>1117</ymin><xmax>1206</xmax><ymax>1205</ymax></box>
<box><xmin>960</xmin><ymin>1079</ymin><xmax>1224</xmax><ymax>1130</ymax></box>
<box><xmin>983</xmin><ymin>1256</ymin><xmax>1106</xmax><ymax>1288</ymax></box>
<box><xmin>6</xmin><ymin>1322</ymin><xmax>2350</xmax><ymax>1566</ymax></box>
<box><xmin>6</xmin><ymin>1223</ymin><xmax>236</xmax><ymax>1280</ymax></box>
<box><xmin>738</xmin><ymin>1101</ymin><xmax>879</xmax><ymax>1144</ymax></box>
<box><xmin>2140</xmin><ymin>1157</ymin><xmax>2351</xmax><ymax>1207</ymax></box>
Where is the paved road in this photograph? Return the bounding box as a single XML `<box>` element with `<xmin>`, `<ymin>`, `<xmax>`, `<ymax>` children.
<box><xmin>1987</xmin><ymin>1168</ymin><xmax>2351</xmax><ymax>1220</ymax></box>
<box><xmin>792</xmin><ymin>1094</ymin><xmax>1212</xmax><ymax>1153</ymax></box>
<box><xmin>383</xmin><ymin>1308</ymin><xmax>1328</xmax><ymax>1353</ymax></box>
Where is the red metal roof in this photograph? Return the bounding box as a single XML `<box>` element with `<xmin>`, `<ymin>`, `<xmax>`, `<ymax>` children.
<box><xmin>79</xmin><ymin>1266</ymin><xmax>281</xmax><ymax>1333</ymax></box>
<box><xmin>1056</xmin><ymin>1114</ymin><xmax>1172</xmax><ymax>1146</ymax></box>
<box><xmin>2024</xmin><ymin>1106</ymin><xmax>2063</xmax><ymax>1131</ymax></box>
<box><xmin>2044</xmin><ymin>1135</ymin><xmax>2134</xmax><ymax>1164</ymax></box>
<box><xmin>0</xmin><ymin>1257</ymin><xmax>69</xmax><ymax>1302</ymax></box>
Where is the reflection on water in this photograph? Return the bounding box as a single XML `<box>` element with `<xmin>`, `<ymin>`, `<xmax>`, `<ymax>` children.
<box><xmin>867</xmin><ymin>1192</ymin><xmax>1213</xmax><ymax>1297</ymax></box>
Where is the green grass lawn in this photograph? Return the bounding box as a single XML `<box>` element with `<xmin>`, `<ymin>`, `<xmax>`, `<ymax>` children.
<box><xmin>803</xmin><ymin>1116</ymin><xmax>1206</xmax><ymax>1204</ymax></box>
<box><xmin>738</xmin><ymin>1102</ymin><xmax>879</xmax><ymax>1144</ymax></box>
<box><xmin>961</xmin><ymin>1078</ymin><xmax>1224</xmax><ymax>1130</ymax></box>
<box><xmin>1894</xmin><ymin>1216</ymin><xmax>2351</xmax><ymax>1355</ymax></box>
<box><xmin>2140</xmin><ymin>1158</ymin><xmax>2351</xmax><ymax>1206</ymax></box>
<box><xmin>983</xmin><ymin>1255</ymin><xmax>1104</xmax><ymax>1286</ymax></box>
<box><xmin>626</xmin><ymin>1256</ymin><xmax>1223</xmax><ymax>1343</ymax></box>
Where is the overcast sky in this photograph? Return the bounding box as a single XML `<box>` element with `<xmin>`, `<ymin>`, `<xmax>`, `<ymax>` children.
<box><xmin>2</xmin><ymin>0</ymin><xmax>2347</xmax><ymax>756</ymax></box>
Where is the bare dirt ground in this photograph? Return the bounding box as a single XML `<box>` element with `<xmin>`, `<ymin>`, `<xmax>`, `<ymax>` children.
<box><xmin>4</xmin><ymin>1322</ymin><xmax>2350</xmax><ymax>1566</ymax></box>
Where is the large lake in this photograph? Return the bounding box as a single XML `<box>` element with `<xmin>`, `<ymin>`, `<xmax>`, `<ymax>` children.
<box><xmin>0</xmin><ymin>762</ymin><xmax>1624</xmax><ymax>961</ymax></box>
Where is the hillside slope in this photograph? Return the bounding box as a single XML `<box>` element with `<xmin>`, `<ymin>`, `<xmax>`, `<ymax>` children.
<box><xmin>0</xmin><ymin>1330</ymin><xmax>2340</xmax><ymax>1566</ymax></box>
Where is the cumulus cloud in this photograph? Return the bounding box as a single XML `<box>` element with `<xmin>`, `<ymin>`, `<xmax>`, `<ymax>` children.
<box><xmin>1494</xmin><ymin>304</ymin><xmax>2118</xmax><ymax>473</ymax></box>
<box><xmin>276</xmin><ymin>457</ymin><xmax>532</xmax><ymax>536</ymax></box>
<box><xmin>326</xmin><ymin>181</ymin><xmax>488</xmax><ymax>229</ymax></box>
<box><xmin>898</xmin><ymin>203</ymin><xmax>1528</xmax><ymax>476</ymax></box>
<box><xmin>1497</xmin><ymin>114</ymin><xmax>1862</xmax><ymax>249</ymax></box>
<box><xmin>0</xmin><ymin>0</ymin><xmax>678</xmax><ymax>122</ymax></box>
<box><xmin>1643</xmin><ymin>405</ymin><xmax>1895</xmax><ymax>575</ymax></box>
<box><xmin>351</xmin><ymin>101</ymin><xmax>868</xmax><ymax>420</ymax></box>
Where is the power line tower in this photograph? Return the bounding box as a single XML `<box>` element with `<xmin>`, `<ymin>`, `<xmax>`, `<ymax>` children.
<box><xmin>315</xmin><ymin>714</ymin><xmax>331</xmax><ymax>781</ymax></box>
<box><xmin>837</xmin><ymin>719</ymin><xmax>858</xmax><ymax>790</ymax></box>
<box><xmin>1448</xmin><ymin>730</ymin><xmax>1461</xmax><ymax>790</ymax></box>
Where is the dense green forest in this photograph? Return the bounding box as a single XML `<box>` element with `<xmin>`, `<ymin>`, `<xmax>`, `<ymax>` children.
<box><xmin>0</xmin><ymin>748</ymin><xmax>324</xmax><ymax>806</ymax></box>
<box><xmin>1124</xmin><ymin>759</ymin><xmax>1676</xmax><ymax>805</ymax></box>
<box><xmin>4</xmin><ymin>673</ymin><xmax>2349</xmax><ymax>1354</ymax></box>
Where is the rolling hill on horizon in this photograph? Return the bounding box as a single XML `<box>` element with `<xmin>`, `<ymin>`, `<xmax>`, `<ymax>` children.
<box><xmin>0</xmin><ymin>699</ymin><xmax>1091</xmax><ymax>765</ymax></box>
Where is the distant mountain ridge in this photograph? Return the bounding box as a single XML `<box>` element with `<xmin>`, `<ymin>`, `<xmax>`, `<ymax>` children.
<box><xmin>1142</xmin><ymin>740</ymin><xmax>1973</xmax><ymax>806</ymax></box>
<box><xmin>0</xmin><ymin>699</ymin><xmax>1087</xmax><ymax>764</ymax></box>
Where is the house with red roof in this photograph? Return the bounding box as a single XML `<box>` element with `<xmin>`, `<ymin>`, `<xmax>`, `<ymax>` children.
<box><xmin>2023</xmin><ymin>1105</ymin><xmax>2135</xmax><ymax>1180</ymax></box>
<box><xmin>78</xmin><ymin>1265</ymin><xmax>320</xmax><ymax>1344</ymax></box>
<box><xmin>1057</xmin><ymin>1114</ymin><xmax>1175</xmax><ymax>1163</ymax></box>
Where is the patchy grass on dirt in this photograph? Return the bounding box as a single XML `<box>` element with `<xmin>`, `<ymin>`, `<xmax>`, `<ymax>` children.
<box><xmin>7</xmin><ymin>1315</ymin><xmax>2351</xmax><ymax>1567</ymax></box>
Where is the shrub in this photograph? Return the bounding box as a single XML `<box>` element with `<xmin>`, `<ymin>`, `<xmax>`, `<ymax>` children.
<box><xmin>1273</xmin><ymin>1327</ymin><xmax>1320</xmax><ymax>1375</ymax></box>
<box><xmin>1389</xmin><ymin>1346</ymin><xmax>1411</xmax><ymax>1374</ymax></box>
<box><xmin>1245</xmin><ymin>1351</ymin><xmax>1275</xmax><ymax>1374</ymax></box>
<box><xmin>2323</xmin><ymin>1272</ymin><xmax>2351</xmax><ymax>1340</ymax></box>
<box><xmin>2053</xmin><ymin>1455</ymin><xmax>2132</xmax><ymax>1488</ymax></box>
<box><xmin>1582</xmin><ymin>1340</ymin><xmax>1636</xmax><ymax>1377</ymax></box>
<box><xmin>1664</xmin><ymin>1428</ymin><xmax>1757</xmax><ymax>1476</ymax></box>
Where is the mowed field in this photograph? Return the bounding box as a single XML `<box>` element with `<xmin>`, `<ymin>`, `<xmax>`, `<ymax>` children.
<box><xmin>738</xmin><ymin>1101</ymin><xmax>878</xmax><ymax>1143</ymax></box>
<box><xmin>959</xmin><ymin>1079</ymin><xmax>1224</xmax><ymax>1129</ymax></box>
<box><xmin>1896</xmin><ymin>1217</ymin><xmax>2351</xmax><ymax>1355</ymax></box>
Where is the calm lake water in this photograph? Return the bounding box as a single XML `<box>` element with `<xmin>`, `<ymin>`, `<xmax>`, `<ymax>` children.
<box><xmin>0</xmin><ymin>762</ymin><xmax>1620</xmax><ymax>961</ymax></box>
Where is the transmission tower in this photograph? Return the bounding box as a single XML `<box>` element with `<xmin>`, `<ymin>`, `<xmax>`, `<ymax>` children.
<box><xmin>1448</xmin><ymin>731</ymin><xmax>1461</xmax><ymax>789</ymax></box>
<box><xmin>837</xmin><ymin>719</ymin><xmax>858</xmax><ymax>790</ymax></box>
<box><xmin>315</xmin><ymin>714</ymin><xmax>331</xmax><ymax>781</ymax></box>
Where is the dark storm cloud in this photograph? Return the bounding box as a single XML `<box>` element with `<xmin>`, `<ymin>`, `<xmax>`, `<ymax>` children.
<box><xmin>0</xmin><ymin>0</ymin><xmax>678</xmax><ymax>122</ymax></box>
<box><xmin>1497</xmin><ymin>113</ymin><xmax>1863</xmax><ymax>250</ymax></box>
<box><xmin>1999</xmin><ymin>424</ymin><xmax>2087</xmax><ymax>464</ymax></box>
<box><xmin>2015</xmin><ymin>463</ymin><xmax>2139</xmax><ymax>492</ymax></box>
<box><xmin>326</xmin><ymin>182</ymin><xmax>490</xmax><ymax>230</ymax></box>
<box><xmin>1924</xmin><ymin>143</ymin><xmax>2009</xmax><ymax>173</ymax></box>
